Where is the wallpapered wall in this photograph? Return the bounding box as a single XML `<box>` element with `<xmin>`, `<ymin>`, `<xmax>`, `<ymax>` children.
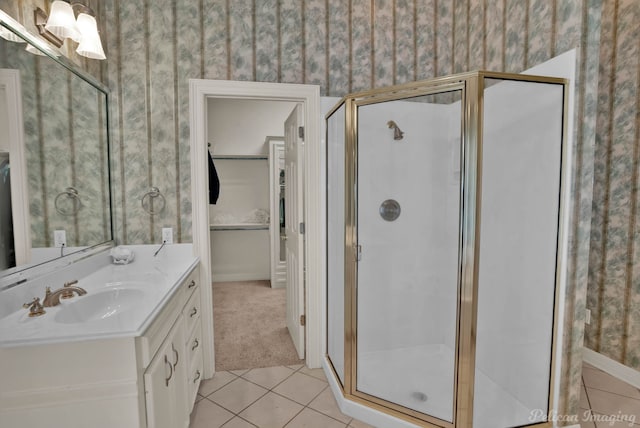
<box><xmin>100</xmin><ymin>0</ymin><xmax>601</xmax><ymax>420</ymax></box>
<box><xmin>0</xmin><ymin>0</ymin><xmax>109</xmax><ymax>251</ymax></box>
<box><xmin>586</xmin><ymin>0</ymin><xmax>640</xmax><ymax>371</ymax></box>
<box><xmin>0</xmin><ymin>39</ymin><xmax>110</xmax><ymax>248</ymax></box>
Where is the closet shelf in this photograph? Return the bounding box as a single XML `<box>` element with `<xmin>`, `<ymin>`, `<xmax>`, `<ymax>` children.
<box><xmin>212</xmin><ymin>155</ymin><xmax>268</xmax><ymax>160</ymax></box>
<box><xmin>210</xmin><ymin>223</ymin><xmax>269</xmax><ymax>231</ymax></box>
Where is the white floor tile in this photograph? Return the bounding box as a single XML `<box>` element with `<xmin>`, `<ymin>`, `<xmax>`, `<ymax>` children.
<box><xmin>221</xmin><ymin>416</ymin><xmax>258</xmax><ymax>428</ymax></box>
<box><xmin>200</xmin><ymin>371</ymin><xmax>239</xmax><ymax>397</ymax></box>
<box><xmin>308</xmin><ymin>386</ymin><xmax>352</xmax><ymax>423</ymax></box>
<box><xmin>583</xmin><ymin>367</ymin><xmax>640</xmax><ymax>400</ymax></box>
<box><xmin>348</xmin><ymin>420</ymin><xmax>376</xmax><ymax>428</ymax></box>
<box><xmin>285</xmin><ymin>408</ymin><xmax>347</xmax><ymax>428</ymax></box>
<box><xmin>298</xmin><ymin>367</ymin><xmax>328</xmax><ymax>382</ymax></box>
<box><xmin>273</xmin><ymin>372</ymin><xmax>328</xmax><ymax>405</ymax></box>
<box><xmin>239</xmin><ymin>391</ymin><xmax>304</xmax><ymax>427</ymax></box>
<box><xmin>581</xmin><ymin>383</ymin><xmax>591</xmax><ymax>409</ymax></box>
<box><xmin>209</xmin><ymin>377</ymin><xmax>269</xmax><ymax>413</ymax></box>
<box><xmin>587</xmin><ymin>388</ymin><xmax>640</xmax><ymax>423</ymax></box>
<box><xmin>189</xmin><ymin>398</ymin><xmax>234</xmax><ymax>428</ymax></box>
<box><xmin>242</xmin><ymin>366</ymin><xmax>296</xmax><ymax>390</ymax></box>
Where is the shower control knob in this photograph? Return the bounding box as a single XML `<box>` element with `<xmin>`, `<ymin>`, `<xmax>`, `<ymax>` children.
<box><xmin>379</xmin><ymin>199</ymin><xmax>401</xmax><ymax>221</ymax></box>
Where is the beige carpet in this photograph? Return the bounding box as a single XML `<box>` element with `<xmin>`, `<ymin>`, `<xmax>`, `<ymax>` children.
<box><xmin>212</xmin><ymin>280</ymin><xmax>303</xmax><ymax>371</ymax></box>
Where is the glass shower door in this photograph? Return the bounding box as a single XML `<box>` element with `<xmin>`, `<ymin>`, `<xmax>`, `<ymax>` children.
<box><xmin>353</xmin><ymin>90</ymin><xmax>463</xmax><ymax>424</ymax></box>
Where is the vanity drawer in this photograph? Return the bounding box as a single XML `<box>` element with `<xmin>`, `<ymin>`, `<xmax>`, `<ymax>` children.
<box><xmin>186</xmin><ymin>322</ymin><xmax>202</xmax><ymax>365</ymax></box>
<box><xmin>183</xmin><ymin>286</ymin><xmax>201</xmax><ymax>336</ymax></box>
<box><xmin>186</xmin><ymin>337</ymin><xmax>204</xmax><ymax>407</ymax></box>
<box><xmin>182</xmin><ymin>268</ymin><xmax>199</xmax><ymax>303</ymax></box>
<box><xmin>139</xmin><ymin>265</ymin><xmax>199</xmax><ymax>367</ymax></box>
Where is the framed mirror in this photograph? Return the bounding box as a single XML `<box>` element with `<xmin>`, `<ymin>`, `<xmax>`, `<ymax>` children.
<box><xmin>0</xmin><ymin>11</ymin><xmax>113</xmax><ymax>284</ymax></box>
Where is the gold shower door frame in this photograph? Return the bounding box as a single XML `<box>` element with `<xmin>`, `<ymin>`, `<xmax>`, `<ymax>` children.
<box><xmin>326</xmin><ymin>71</ymin><xmax>570</xmax><ymax>428</ymax></box>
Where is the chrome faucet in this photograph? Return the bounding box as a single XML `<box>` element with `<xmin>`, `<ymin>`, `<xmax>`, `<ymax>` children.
<box><xmin>43</xmin><ymin>285</ymin><xmax>87</xmax><ymax>307</ymax></box>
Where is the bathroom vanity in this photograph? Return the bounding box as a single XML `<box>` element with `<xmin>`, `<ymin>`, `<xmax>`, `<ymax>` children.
<box><xmin>0</xmin><ymin>245</ymin><xmax>202</xmax><ymax>428</ymax></box>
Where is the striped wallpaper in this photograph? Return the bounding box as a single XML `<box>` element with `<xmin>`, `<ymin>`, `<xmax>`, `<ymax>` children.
<box><xmin>0</xmin><ymin>0</ymin><xmax>109</xmax><ymax>250</ymax></box>
<box><xmin>586</xmin><ymin>0</ymin><xmax>640</xmax><ymax>371</ymax></box>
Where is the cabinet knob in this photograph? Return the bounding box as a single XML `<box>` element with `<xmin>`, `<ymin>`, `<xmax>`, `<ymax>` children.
<box><xmin>190</xmin><ymin>307</ymin><xmax>198</xmax><ymax>318</ymax></box>
<box><xmin>192</xmin><ymin>339</ymin><xmax>199</xmax><ymax>351</ymax></box>
<box><xmin>188</xmin><ymin>280</ymin><xmax>196</xmax><ymax>289</ymax></box>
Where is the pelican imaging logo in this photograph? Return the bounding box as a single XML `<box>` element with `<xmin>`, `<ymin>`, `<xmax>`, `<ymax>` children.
<box><xmin>529</xmin><ymin>409</ymin><xmax>637</xmax><ymax>426</ymax></box>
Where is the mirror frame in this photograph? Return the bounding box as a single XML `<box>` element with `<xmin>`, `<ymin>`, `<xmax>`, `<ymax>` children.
<box><xmin>0</xmin><ymin>10</ymin><xmax>114</xmax><ymax>289</ymax></box>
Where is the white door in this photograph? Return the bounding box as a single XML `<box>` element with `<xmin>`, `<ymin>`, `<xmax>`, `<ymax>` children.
<box><xmin>284</xmin><ymin>104</ymin><xmax>305</xmax><ymax>359</ymax></box>
<box><xmin>268</xmin><ymin>139</ymin><xmax>287</xmax><ymax>288</ymax></box>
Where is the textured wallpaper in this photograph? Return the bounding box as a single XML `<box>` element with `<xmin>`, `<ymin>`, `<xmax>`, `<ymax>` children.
<box><xmin>0</xmin><ymin>29</ymin><xmax>110</xmax><ymax>250</ymax></box>
<box><xmin>100</xmin><ymin>0</ymin><xmax>601</xmax><ymax>421</ymax></box>
<box><xmin>587</xmin><ymin>0</ymin><xmax>640</xmax><ymax>371</ymax></box>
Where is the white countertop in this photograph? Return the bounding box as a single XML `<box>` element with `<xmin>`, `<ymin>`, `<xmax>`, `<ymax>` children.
<box><xmin>0</xmin><ymin>244</ymin><xmax>199</xmax><ymax>348</ymax></box>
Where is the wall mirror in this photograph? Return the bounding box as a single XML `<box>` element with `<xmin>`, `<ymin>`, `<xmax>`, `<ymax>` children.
<box><xmin>0</xmin><ymin>12</ymin><xmax>112</xmax><ymax>284</ymax></box>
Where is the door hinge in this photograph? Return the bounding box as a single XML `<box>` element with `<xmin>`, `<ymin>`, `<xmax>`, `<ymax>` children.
<box><xmin>356</xmin><ymin>244</ymin><xmax>362</xmax><ymax>261</ymax></box>
<box><xmin>300</xmin><ymin>314</ymin><xmax>306</xmax><ymax>326</ymax></box>
<box><xmin>298</xmin><ymin>126</ymin><xmax>304</xmax><ymax>140</ymax></box>
<box><xmin>299</xmin><ymin>222</ymin><xmax>305</xmax><ymax>234</ymax></box>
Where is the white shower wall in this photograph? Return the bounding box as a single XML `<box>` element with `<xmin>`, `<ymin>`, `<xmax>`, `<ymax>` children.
<box><xmin>356</xmin><ymin>98</ymin><xmax>460</xmax><ymax>355</ymax></box>
<box><xmin>473</xmin><ymin>78</ymin><xmax>563</xmax><ymax>428</ymax></box>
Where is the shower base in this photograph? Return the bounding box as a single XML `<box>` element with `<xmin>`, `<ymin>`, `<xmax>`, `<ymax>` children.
<box><xmin>357</xmin><ymin>344</ymin><xmax>536</xmax><ymax>427</ymax></box>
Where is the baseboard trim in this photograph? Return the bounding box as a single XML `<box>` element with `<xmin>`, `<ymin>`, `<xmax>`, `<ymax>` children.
<box><xmin>212</xmin><ymin>274</ymin><xmax>270</xmax><ymax>283</ymax></box>
<box><xmin>583</xmin><ymin>347</ymin><xmax>640</xmax><ymax>388</ymax></box>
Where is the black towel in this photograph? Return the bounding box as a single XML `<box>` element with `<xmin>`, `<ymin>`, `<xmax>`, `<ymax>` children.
<box><xmin>208</xmin><ymin>151</ymin><xmax>220</xmax><ymax>204</ymax></box>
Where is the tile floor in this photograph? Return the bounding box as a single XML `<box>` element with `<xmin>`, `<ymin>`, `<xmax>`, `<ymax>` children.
<box><xmin>580</xmin><ymin>362</ymin><xmax>640</xmax><ymax>428</ymax></box>
<box><xmin>190</xmin><ymin>364</ymin><xmax>373</xmax><ymax>428</ymax></box>
<box><xmin>190</xmin><ymin>362</ymin><xmax>640</xmax><ymax>428</ymax></box>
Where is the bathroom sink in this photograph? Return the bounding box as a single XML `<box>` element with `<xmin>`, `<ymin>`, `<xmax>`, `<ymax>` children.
<box><xmin>54</xmin><ymin>288</ymin><xmax>145</xmax><ymax>324</ymax></box>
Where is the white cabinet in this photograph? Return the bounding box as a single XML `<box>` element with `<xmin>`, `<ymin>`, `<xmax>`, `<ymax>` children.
<box><xmin>144</xmin><ymin>315</ymin><xmax>187</xmax><ymax>428</ymax></box>
<box><xmin>0</xmin><ymin>263</ymin><xmax>203</xmax><ymax>428</ymax></box>
<box><xmin>142</xmin><ymin>267</ymin><xmax>202</xmax><ymax>428</ymax></box>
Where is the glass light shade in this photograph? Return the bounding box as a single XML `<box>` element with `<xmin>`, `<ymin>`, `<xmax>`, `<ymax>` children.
<box><xmin>75</xmin><ymin>13</ymin><xmax>105</xmax><ymax>60</ymax></box>
<box><xmin>45</xmin><ymin>1</ymin><xmax>80</xmax><ymax>42</ymax></box>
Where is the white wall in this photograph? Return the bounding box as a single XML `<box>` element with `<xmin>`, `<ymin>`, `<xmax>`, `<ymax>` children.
<box><xmin>207</xmin><ymin>99</ymin><xmax>296</xmax><ymax>156</ymax></box>
<box><xmin>208</xmin><ymin>99</ymin><xmax>296</xmax><ymax>282</ymax></box>
<box><xmin>355</xmin><ymin>97</ymin><xmax>460</xmax><ymax>354</ymax></box>
<box><xmin>473</xmin><ymin>77</ymin><xmax>564</xmax><ymax>427</ymax></box>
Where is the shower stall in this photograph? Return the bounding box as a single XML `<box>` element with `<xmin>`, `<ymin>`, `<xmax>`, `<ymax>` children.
<box><xmin>326</xmin><ymin>72</ymin><xmax>568</xmax><ymax>428</ymax></box>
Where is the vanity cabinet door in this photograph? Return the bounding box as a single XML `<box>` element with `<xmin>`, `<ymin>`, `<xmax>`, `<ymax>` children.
<box><xmin>144</xmin><ymin>314</ymin><xmax>188</xmax><ymax>428</ymax></box>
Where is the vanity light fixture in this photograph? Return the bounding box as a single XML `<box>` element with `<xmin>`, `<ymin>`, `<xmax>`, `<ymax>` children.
<box><xmin>34</xmin><ymin>1</ymin><xmax>105</xmax><ymax>60</ymax></box>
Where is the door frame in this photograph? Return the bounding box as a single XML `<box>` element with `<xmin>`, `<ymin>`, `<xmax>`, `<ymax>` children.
<box><xmin>189</xmin><ymin>79</ymin><xmax>323</xmax><ymax>377</ymax></box>
<box><xmin>0</xmin><ymin>69</ymin><xmax>30</xmax><ymax>267</ymax></box>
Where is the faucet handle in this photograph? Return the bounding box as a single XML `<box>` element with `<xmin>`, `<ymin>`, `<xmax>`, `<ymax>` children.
<box><xmin>61</xmin><ymin>280</ymin><xmax>79</xmax><ymax>299</ymax></box>
<box><xmin>23</xmin><ymin>298</ymin><xmax>46</xmax><ymax>317</ymax></box>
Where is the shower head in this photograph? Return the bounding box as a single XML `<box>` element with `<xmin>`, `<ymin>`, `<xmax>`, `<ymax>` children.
<box><xmin>387</xmin><ymin>120</ymin><xmax>404</xmax><ymax>140</ymax></box>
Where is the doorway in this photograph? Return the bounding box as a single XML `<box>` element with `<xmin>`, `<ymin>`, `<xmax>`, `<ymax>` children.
<box><xmin>189</xmin><ymin>80</ymin><xmax>322</xmax><ymax>379</ymax></box>
<box><xmin>207</xmin><ymin>98</ymin><xmax>303</xmax><ymax>370</ymax></box>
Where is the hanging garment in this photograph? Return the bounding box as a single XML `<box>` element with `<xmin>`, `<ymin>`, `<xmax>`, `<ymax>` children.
<box><xmin>208</xmin><ymin>150</ymin><xmax>220</xmax><ymax>204</ymax></box>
